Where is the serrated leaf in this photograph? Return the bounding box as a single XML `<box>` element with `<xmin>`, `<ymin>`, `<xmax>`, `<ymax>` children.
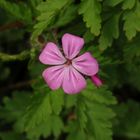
<box><xmin>15</xmin><ymin>92</ymin><xmax>52</xmax><ymax>132</ymax></box>
<box><xmin>26</xmin><ymin>117</ymin><xmax>52</xmax><ymax>140</ymax></box>
<box><xmin>79</xmin><ymin>0</ymin><xmax>101</xmax><ymax>35</ymax></box>
<box><xmin>83</xmin><ymin>81</ymin><xmax>116</xmax><ymax>140</ymax></box>
<box><xmin>76</xmin><ymin>96</ymin><xmax>87</xmax><ymax>129</ymax></box>
<box><xmin>51</xmin><ymin>115</ymin><xmax>64</xmax><ymax>137</ymax></box>
<box><xmin>25</xmin><ymin>115</ymin><xmax>64</xmax><ymax>139</ymax></box>
<box><xmin>82</xmin><ymin>83</ymin><xmax>117</xmax><ymax>105</ymax></box>
<box><xmin>31</xmin><ymin>0</ymin><xmax>70</xmax><ymax>41</ymax></box>
<box><xmin>99</xmin><ymin>12</ymin><xmax>121</xmax><ymax>50</ymax></box>
<box><xmin>50</xmin><ymin>89</ymin><xmax>64</xmax><ymax>115</ymax></box>
<box><xmin>71</xmin><ymin>81</ymin><xmax>117</xmax><ymax>140</ymax></box>
<box><xmin>123</xmin><ymin>2</ymin><xmax>140</xmax><ymax>40</ymax></box>
<box><xmin>86</xmin><ymin>102</ymin><xmax>115</xmax><ymax>140</ymax></box>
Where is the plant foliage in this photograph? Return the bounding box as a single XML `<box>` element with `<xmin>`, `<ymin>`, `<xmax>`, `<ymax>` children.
<box><xmin>0</xmin><ymin>0</ymin><xmax>140</xmax><ymax>140</ymax></box>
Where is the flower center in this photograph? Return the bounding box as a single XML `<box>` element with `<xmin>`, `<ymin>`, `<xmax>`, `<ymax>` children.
<box><xmin>65</xmin><ymin>59</ymin><xmax>72</xmax><ymax>66</ymax></box>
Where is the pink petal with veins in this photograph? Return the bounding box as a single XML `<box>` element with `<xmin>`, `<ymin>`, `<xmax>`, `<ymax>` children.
<box><xmin>42</xmin><ymin>65</ymin><xmax>65</xmax><ymax>90</ymax></box>
<box><xmin>62</xmin><ymin>33</ymin><xmax>84</xmax><ymax>59</ymax></box>
<box><xmin>72</xmin><ymin>52</ymin><xmax>99</xmax><ymax>76</ymax></box>
<box><xmin>39</xmin><ymin>42</ymin><xmax>66</xmax><ymax>65</ymax></box>
<box><xmin>62</xmin><ymin>66</ymin><xmax>86</xmax><ymax>94</ymax></box>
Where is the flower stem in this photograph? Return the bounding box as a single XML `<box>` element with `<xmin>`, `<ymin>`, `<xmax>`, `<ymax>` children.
<box><xmin>0</xmin><ymin>50</ymin><xmax>30</xmax><ymax>61</ymax></box>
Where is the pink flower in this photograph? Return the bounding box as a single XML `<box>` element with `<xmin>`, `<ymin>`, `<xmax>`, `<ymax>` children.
<box><xmin>39</xmin><ymin>33</ymin><xmax>99</xmax><ymax>94</ymax></box>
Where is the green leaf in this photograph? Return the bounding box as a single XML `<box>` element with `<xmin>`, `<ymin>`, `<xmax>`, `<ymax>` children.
<box><xmin>113</xmin><ymin>100</ymin><xmax>140</xmax><ymax>139</ymax></box>
<box><xmin>51</xmin><ymin>115</ymin><xmax>64</xmax><ymax>137</ymax></box>
<box><xmin>76</xmin><ymin>96</ymin><xmax>88</xmax><ymax>129</ymax></box>
<box><xmin>123</xmin><ymin>37</ymin><xmax>140</xmax><ymax>91</ymax></box>
<box><xmin>123</xmin><ymin>37</ymin><xmax>140</xmax><ymax>63</ymax></box>
<box><xmin>79</xmin><ymin>0</ymin><xmax>102</xmax><ymax>36</ymax></box>
<box><xmin>31</xmin><ymin>0</ymin><xmax>70</xmax><ymax>41</ymax></box>
<box><xmin>0</xmin><ymin>0</ymin><xmax>32</xmax><ymax>23</ymax></box>
<box><xmin>122</xmin><ymin>0</ymin><xmax>136</xmax><ymax>10</ymax></box>
<box><xmin>24</xmin><ymin>115</ymin><xmax>63</xmax><ymax>139</ymax></box>
<box><xmin>86</xmin><ymin>101</ymin><xmax>115</xmax><ymax>140</ymax></box>
<box><xmin>83</xmin><ymin>30</ymin><xmax>95</xmax><ymax>43</ymax></box>
<box><xmin>52</xmin><ymin>4</ymin><xmax>77</xmax><ymax>28</ymax></box>
<box><xmin>104</xmin><ymin>0</ymin><xmax>124</xmax><ymax>6</ymax></box>
<box><xmin>12</xmin><ymin>84</ymin><xmax>65</xmax><ymax>139</ymax></box>
<box><xmin>67</xmin><ymin>126</ymin><xmax>86</xmax><ymax>140</ymax></box>
<box><xmin>0</xmin><ymin>91</ymin><xmax>31</xmax><ymax>123</ymax></box>
<box><xmin>82</xmin><ymin>84</ymin><xmax>117</xmax><ymax>105</ymax></box>
<box><xmin>99</xmin><ymin>12</ymin><xmax>121</xmax><ymax>50</ymax></box>
<box><xmin>64</xmin><ymin>94</ymin><xmax>77</xmax><ymax>108</ymax></box>
<box><xmin>0</xmin><ymin>131</ymin><xmax>25</xmax><ymax>140</ymax></box>
<box><xmin>15</xmin><ymin>92</ymin><xmax>52</xmax><ymax>132</ymax></box>
<box><xmin>25</xmin><ymin>116</ymin><xmax>51</xmax><ymax>139</ymax></box>
<box><xmin>69</xmin><ymin>81</ymin><xmax>117</xmax><ymax>140</ymax></box>
<box><xmin>83</xmin><ymin>82</ymin><xmax>116</xmax><ymax>140</ymax></box>
<box><xmin>123</xmin><ymin>1</ymin><xmax>140</xmax><ymax>40</ymax></box>
<box><xmin>50</xmin><ymin>89</ymin><xmax>64</xmax><ymax>115</ymax></box>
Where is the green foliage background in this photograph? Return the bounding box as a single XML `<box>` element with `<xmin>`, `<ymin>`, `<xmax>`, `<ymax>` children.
<box><xmin>0</xmin><ymin>0</ymin><xmax>140</xmax><ymax>140</ymax></box>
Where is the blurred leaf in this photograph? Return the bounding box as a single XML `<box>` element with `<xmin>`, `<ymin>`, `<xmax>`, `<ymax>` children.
<box><xmin>104</xmin><ymin>0</ymin><xmax>124</xmax><ymax>6</ymax></box>
<box><xmin>0</xmin><ymin>0</ymin><xmax>32</xmax><ymax>23</ymax></box>
<box><xmin>123</xmin><ymin>37</ymin><xmax>140</xmax><ymax>90</ymax></box>
<box><xmin>0</xmin><ymin>64</ymin><xmax>10</xmax><ymax>81</ymax></box>
<box><xmin>83</xmin><ymin>30</ymin><xmax>94</xmax><ymax>43</ymax></box>
<box><xmin>0</xmin><ymin>91</ymin><xmax>31</xmax><ymax>123</ymax></box>
<box><xmin>67</xmin><ymin>125</ymin><xmax>86</xmax><ymax>140</ymax></box>
<box><xmin>122</xmin><ymin>0</ymin><xmax>136</xmax><ymax>10</ymax></box>
<box><xmin>0</xmin><ymin>131</ymin><xmax>25</xmax><ymax>140</ymax></box>
<box><xmin>113</xmin><ymin>100</ymin><xmax>140</xmax><ymax>139</ymax></box>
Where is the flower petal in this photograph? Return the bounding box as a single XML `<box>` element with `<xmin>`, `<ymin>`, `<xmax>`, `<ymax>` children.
<box><xmin>91</xmin><ymin>75</ymin><xmax>102</xmax><ymax>87</ymax></box>
<box><xmin>39</xmin><ymin>42</ymin><xmax>66</xmax><ymax>65</ymax></box>
<box><xmin>42</xmin><ymin>65</ymin><xmax>65</xmax><ymax>90</ymax></box>
<box><xmin>62</xmin><ymin>66</ymin><xmax>86</xmax><ymax>94</ymax></box>
<box><xmin>62</xmin><ymin>33</ymin><xmax>84</xmax><ymax>59</ymax></box>
<box><xmin>72</xmin><ymin>52</ymin><xmax>99</xmax><ymax>76</ymax></box>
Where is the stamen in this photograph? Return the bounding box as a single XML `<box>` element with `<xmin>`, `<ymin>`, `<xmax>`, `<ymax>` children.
<box><xmin>65</xmin><ymin>59</ymin><xmax>72</xmax><ymax>66</ymax></box>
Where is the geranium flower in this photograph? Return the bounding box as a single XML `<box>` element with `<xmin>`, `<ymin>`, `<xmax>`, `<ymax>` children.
<box><xmin>39</xmin><ymin>33</ymin><xmax>101</xmax><ymax>94</ymax></box>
